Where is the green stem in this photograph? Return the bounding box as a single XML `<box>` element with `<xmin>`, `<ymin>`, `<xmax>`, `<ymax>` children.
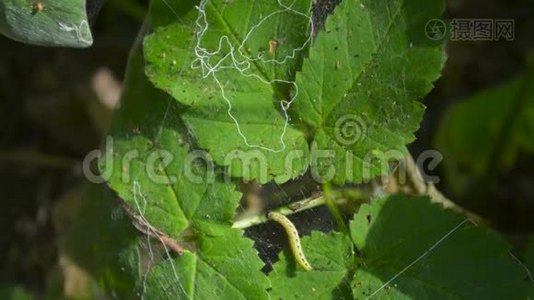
<box><xmin>232</xmin><ymin>195</ymin><xmax>326</xmax><ymax>229</ymax></box>
<box><xmin>323</xmin><ymin>183</ymin><xmax>349</xmax><ymax>233</ymax></box>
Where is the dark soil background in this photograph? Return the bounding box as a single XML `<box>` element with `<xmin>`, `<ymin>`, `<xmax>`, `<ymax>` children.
<box><xmin>1</xmin><ymin>0</ymin><xmax>533</xmax><ymax>298</ymax></box>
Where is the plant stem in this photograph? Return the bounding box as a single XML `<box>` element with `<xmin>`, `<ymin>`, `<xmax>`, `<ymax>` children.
<box><xmin>323</xmin><ymin>183</ymin><xmax>349</xmax><ymax>233</ymax></box>
<box><xmin>232</xmin><ymin>195</ymin><xmax>326</xmax><ymax>229</ymax></box>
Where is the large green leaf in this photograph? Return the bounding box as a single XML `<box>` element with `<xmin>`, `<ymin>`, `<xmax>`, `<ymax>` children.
<box><xmin>269</xmin><ymin>231</ymin><xmax>354</xmax><ymax>299</ymax></box>
<box><xmin>351</xmin><ymin>195</ymin><xmax>534</xmax><ymax>298</ymax></box>
<box><xmin>143</xmin><ymin>0</ymin><xmax>313</xmax><ymax>183</ymax></box>
<box><xmin>435</xmin><ymin>66</ymin><xmax>534</xmax><ymax>195</ymax></box>
<box><xmin>144</xmin><ymin>0</ymin><xmax>447</xmax><ymax>184</ymax></box>
<box><xmin>0</xmin><ymin>0</ymin><xmax>92</xmax><ymax>47</ymax></box>
<box><xmin>291</xmin><ymin>0</ymin><xmax>446</xmax><ymax>184</ymax></box>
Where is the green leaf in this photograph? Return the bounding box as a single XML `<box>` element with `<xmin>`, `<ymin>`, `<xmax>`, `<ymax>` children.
<box><xmin>0</xmin><ymin>0</ymin><xmax>92</xmax><ymax>47</ymax></box>
<box><xmin>143</xmin><ymin>0</ymin><xmax>313</xmax><ymax>183</ymax></box>
<box><xmin>100</xmin><ymin>24</ymin><xmax>242</xmax><ymax>238</ymax></box>
<box><xmin>147</xmin><ymin>0</ymin><xmax>196</xmax><ymax>28</ymax></box>
<box><xmin>95</xmin><ymin>24</ymin><xmax>270</xmax><ymax>299</ymax></box>
<box><xmin>62</xmin><ymin>183</ymin><xmax>140</xmax><ymax>298</ymax></box>
<box><xmin>435</xmin><ymin>67</ymin><xmax>534</xmax><ymax>195</ymax></box>
<box><xmin>292</xmin><ymin>0</ymin><xmax>446</xmax><ymax>184</ymax></box>
<box><xmin>269</xmin><ymin>231</ymin><xmax>354</xmax><ymax>299</ymax></box>
<box><xmin>350</xmin><ymin>195</ymin><xmax>534</xmax><ymax>298</ymax></box>
<box><xmin>142</xmin><ymin>228</ymin><xmax>270</xmax><ymax>299</ymax></box>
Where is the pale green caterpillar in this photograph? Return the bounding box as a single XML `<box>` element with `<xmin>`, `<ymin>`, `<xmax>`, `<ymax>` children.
<box><xmin>268</xmin><ymin>212</ymin><xmax>313</xmax><ymax>271</ymax></box>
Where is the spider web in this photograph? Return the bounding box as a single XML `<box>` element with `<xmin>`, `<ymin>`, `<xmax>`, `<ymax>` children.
<box><xmin>131</xmin><ymin>180</ymin><xmax>189</xmax><ymax>300</ymax></box>
<box><xmin>122</xmin><ymin>176</ymin><xmax>534</xmax><ymax>299</ymax></box>
<box><xmin>115</xmin><ymin>0</ymin><xmax>534</xmax><ymax>299</ymax></box>
<box><xmin>188</xmin><ymin>0</ymin><xmax>313</xmax><ymax>153</ymax></box>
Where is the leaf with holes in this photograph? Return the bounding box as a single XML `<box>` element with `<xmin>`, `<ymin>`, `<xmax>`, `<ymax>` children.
<box><xmin>144</xmin><ymin>0</ymin><xmax>314</xmax><ymax>183</ymax></box>
<box><xmin>291</xmin><ymin>0</ymin><xmax>446</xmax><ymax>184</ymax></box>
<box><xmin>350</xmin><ymin>195</ymin><xmax>534</xmax><ymax>298</ymax></box>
